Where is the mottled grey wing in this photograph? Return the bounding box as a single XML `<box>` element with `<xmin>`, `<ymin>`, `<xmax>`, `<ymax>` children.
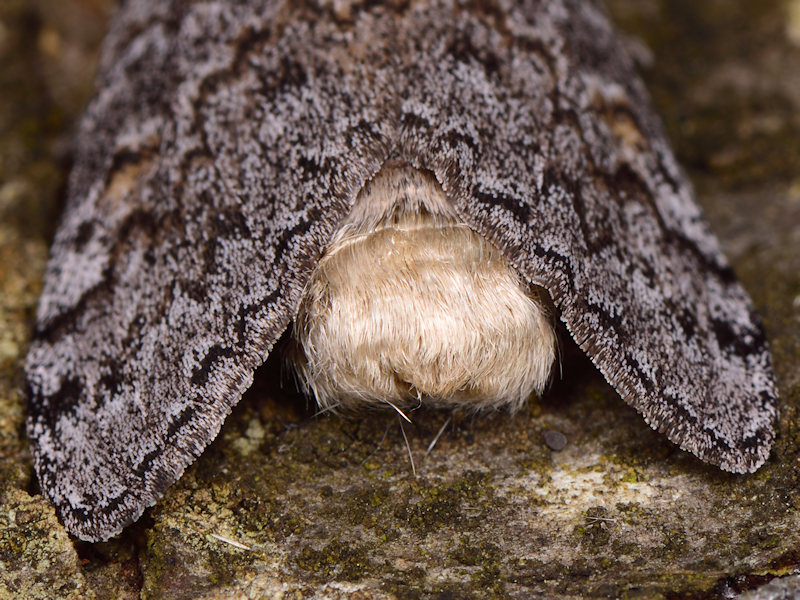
<box><xmin>25</xmin><ymin>1</ymin><xmax>394</xmax><ymax>541</ymax></box>
<box><xmin>392</xmin><ymin>0</ymin><xmax>776</xmax><ymax>472</ymax></box>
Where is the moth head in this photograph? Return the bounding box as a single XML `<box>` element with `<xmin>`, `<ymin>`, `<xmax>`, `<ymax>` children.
<box><xmin>288</xmin><ymin>162</ymin><xmax>557</xmax><ymax>414</ymax></box>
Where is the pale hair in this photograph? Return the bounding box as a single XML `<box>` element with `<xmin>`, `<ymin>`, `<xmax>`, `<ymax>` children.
<box><xmin>289</xmin><ymin>162</ymin><xmax>556</xmax><ymax>413</ymax></box>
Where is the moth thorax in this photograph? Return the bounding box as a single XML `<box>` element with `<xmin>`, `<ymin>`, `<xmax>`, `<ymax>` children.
<box><xmin>289</xmin><ymin>163</ymin><xmax>556</xmax><ymax>413</ymax></box>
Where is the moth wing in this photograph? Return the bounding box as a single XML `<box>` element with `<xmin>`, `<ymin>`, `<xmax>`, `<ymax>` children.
<box><xmin>25</xmin><ymin>4</ymin><xmax>392</xmax><ymax>541</ymax></box>
<box><xmin>395</xmin><ymin>1</ymin><xmax>776</xmax><ymax>473</ymax></box>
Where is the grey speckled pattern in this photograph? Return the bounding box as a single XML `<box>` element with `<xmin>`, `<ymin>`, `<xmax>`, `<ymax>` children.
<box><xmin>24</xmin><ymin>0</ymin><xmax>777</xmax><ymax>542</ymax></box>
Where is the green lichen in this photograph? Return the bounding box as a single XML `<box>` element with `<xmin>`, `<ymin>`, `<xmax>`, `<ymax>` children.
<box><xmin>342</xmin><ymin>482</ymin><xmax>391</xmax><ymax>527</ymax></box>
<box><xmin>574</xmin><ymin>506</ymin><xmax>614</xmax><ymax>550</ymax></box>
<box><xmin>295</xmin><ymin>538</ymin><xmax>375</xmax><ymax>582</ymax></box>
<box><xmin>0</xmin><ymin>490</ymin><xmax>93</xmax><ymax>600</ymax></box>
<box><xmin>393</xmin><ymin>471</ymin><xmax>494</xmax><ymax>534</ymax></box>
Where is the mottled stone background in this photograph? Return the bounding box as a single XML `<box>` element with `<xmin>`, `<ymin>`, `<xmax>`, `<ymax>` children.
<box><xmin>1</xmin><ymin>1</ymin><xmax>799</xmax><ymax>598</ymax></box>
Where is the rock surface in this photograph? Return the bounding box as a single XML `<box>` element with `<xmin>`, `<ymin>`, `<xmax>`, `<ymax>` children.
<box><xmin>1</xmin><ymin>0</ymin><xmax>799</xmax><ymax>598</ymax></box>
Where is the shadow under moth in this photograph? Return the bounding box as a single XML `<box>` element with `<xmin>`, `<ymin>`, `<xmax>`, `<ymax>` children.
<box><xmin>25</xmin><ymin>0</ymin><xmax>778</xmax><ymax>542</ymax></box>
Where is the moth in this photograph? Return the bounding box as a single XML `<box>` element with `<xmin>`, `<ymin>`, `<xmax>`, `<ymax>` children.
<box><xmin>25</xmin><ymin>0</ymin><xmax>778</xmax><ymax>542</ymax></box>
